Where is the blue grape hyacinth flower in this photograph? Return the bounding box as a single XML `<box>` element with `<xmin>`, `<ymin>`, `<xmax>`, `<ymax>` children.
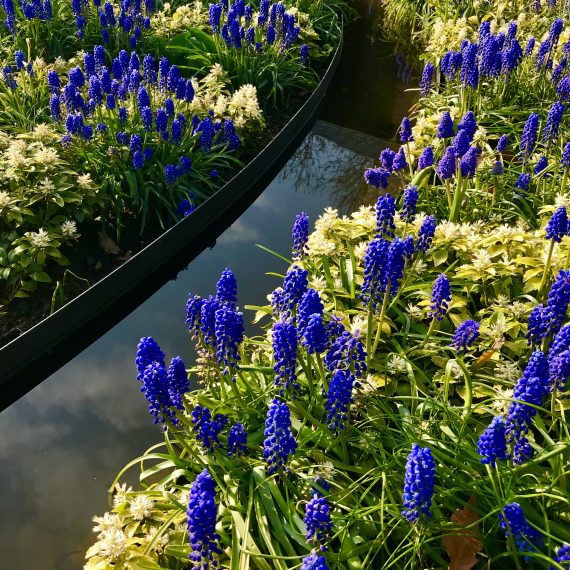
<box><xmin>477</xmin><ymin>415</ymin><xmax>508</xmax><ymax>466</ymax></box>
<box><xmin>187</xmin><ymin>469</ymin><xmax>222</xmax><ymax>569</ymax></box>
<box><xmin>263</xmin><ymin>398</ymin><xmax>297</xmax><ymax>475</ymax></box>
<box><xmin>498</xmin><ymin>503</ymin><xmax>542</xmax><ymax>561</ymax></box>
<box><xmin>451</xmin><ymin>319</ymin><xmax>480</xmax><ymax>354</ymax></box>
<box><xmin>401</xmin><ymin>444</ymin><xmax>436</xmax><ymax>523</ymax></box>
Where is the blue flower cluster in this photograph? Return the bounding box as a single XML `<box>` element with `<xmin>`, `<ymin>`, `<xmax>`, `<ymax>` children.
<box><xmin>325</xmin><ymin>368</ymin><xmax>355</xmax><ymax>433</ymax></box>
<box><xmin>505</xmin><ymin>350</ymin><xmax>549</xmax><ymax>464</ymax></box>
<box><xmin>191</xmin><ymin>405</ymin><xmax>228</xmax><ymax>452</ymax></box>
<box><xmin>401</xmin><ymin>444</ymin><xmax>436</xmax><ymax>523</ymax></box>
<box><xmin>263</xmin><ymin>398</ymin><xmax>297</xmax><ymax>475</ymax></box>
<box><xmin>498</xmin><ymin>503</ymin><xmax>542</xmax><ymax>560</ymax></box>
<box><xmin>135</xmin><ymin>336</ymin><xmax>189</xmax><ymax>426</ymax></box>
<box><xmin>227</xmin><ymin>422</ymin><xmax>248</xmax><ymax>456</ymax></box>
<box><xmin>209</xmin><ymin>0</ymin><xmax>301</xmax><ymax>53</ymax></box>
<box><xmin>429</xmin><ymin>273</ymin><xmax>451</xmax><ymax>321</ymax></box>
<box><xmin>304</xmin><ymin>493</ymin><xmax>332</xmax><ymax>544</ymax></box>
<box><xmin>400</xmin><ymin>185</ymin><xmax>419</xmax><ymax>223</ymax></box>
<box><xmin>298</xmin><ymin>288</ymin><xmax>324</xmax><ymax>334</ymax></box>
<box><xmin>300</xmin><ymin>552</ymin><xmax>329</xmax><ymax>570</ymax></box>
<box><xmin>361</xmin><ymin>236</ymin><xmax>408</xmax><ymax>305</ymax></box>
<box><xmin>546</xmin><ymin>206</ymin><xmax>569</xmax><ymax>243</ymax></box>
<box><xmin>451</xmin><ymin>319</ymin><xmax>479</xmax><ymax>354</ymax></box>
<box><xmin>185</xmin><ymin>269</ymin><xmax>244</xmax><ymax>374</ymax></box>
<box><xmin>324</xmin><ymin>329</ymin><xmax>367</xmax><ymax>379</ymax></box>
<box><xmin>1</xmin><ymin>0</ymin><xmax>51</xmax><ymax>35</ymax></box>
<box><xmin>187</xmin><ymin>469</ymin><xmax>222</xmax><ymax>569</ymax></box>
<box><xmin>272</xmin><ymin>319</ymin><xmax>298</xmax><ymax>392</ymax></box>
<box><xmin>71</xmin><ymin>0</ymin><xmax>153</xmax><ymax>44</ymax></box>
<box><xmin>48</xmin><ymin>46</ymin><xmax>239</xmax><ymax>182</ymax></box>
<box><xmin>376</xmin><ymin>194</ymin><xmax>396</xmax><ymax>238</ymax></box>
<box><xmin>271</xmin><ymin>265</ymin><xmax>308</xmax><ymax>318</ymax></box>
<box><xmin>292</xmin><ymin>211</ymin><xmax>310</xmax><ymax>260</ymax></box>
<box><xmin>477</xmin><ymin>415</ymin><xmax>508</xmax><ymax>466</ymax></box>
<box><xmin>553</xmin><ymin>544</ymin><xmax>570</xmax><ymax>568</ymax></box>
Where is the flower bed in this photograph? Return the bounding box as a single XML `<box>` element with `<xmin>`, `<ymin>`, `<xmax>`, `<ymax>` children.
<box><xmin>85</xmin><ymin>1</ymin><xmax>570</xmax><ymax>569</ymax></box>
<box><xmin>0</xmin><ymin>0</ymin><xmax>347</xmax><ymax>343</ymax></box>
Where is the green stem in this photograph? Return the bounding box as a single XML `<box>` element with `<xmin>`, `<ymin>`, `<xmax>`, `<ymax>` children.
<box><xmin>372</xmin><ymin>282</ymin><xmax>391</xmax><ymax>359</ymax></box>
<box><xmin>538</xmin><ymin>239</ymin><xmax>556</xmax><ymax>298</ymax></box>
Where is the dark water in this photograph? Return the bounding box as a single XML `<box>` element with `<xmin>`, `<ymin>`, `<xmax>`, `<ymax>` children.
<box><xmin>0</xmin><ymin>15</ymin><xmax>414</xmax><ymax>570</ymax></box>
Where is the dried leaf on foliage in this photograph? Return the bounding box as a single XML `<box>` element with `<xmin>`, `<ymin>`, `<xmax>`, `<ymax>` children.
<box><xmin>442</xmin><ymin>497</ymin><xmax>481</xmax><ymax>570</ymax></box>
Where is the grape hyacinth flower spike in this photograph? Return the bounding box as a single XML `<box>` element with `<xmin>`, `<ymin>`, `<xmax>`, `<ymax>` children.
<box><xmin>429</xmin><ymin>273</ymin><xmax>451</xmax><ymax>321</ymax></box>
<box><xmin>477</xmin><ymin>415</ymin><xmax>508</xmax><ymax>466</ymax></box>
<box><xmin>498</xmin><ymin>503</ymin><xmax>542</xmax><ymax>560</ymax></box>
<box><xmin>451</xmin><ymin>319</ymin><xmax>480</xmax><ymax>354</ymax></box>
<box><xmin>263</xmin><ymin>398</ymin><xmax>297</xmax><ymax>475</ymax></box>
<box><xmin>401</xmin><ymin>444</ymin><xmax>436</xmax><ymax>523</ymax></box>
<box><xmin>292</xmin><ymin>211</ymin><xmax>310</xmax><ymax>260</ymax></box>
<box><xmin>187</xmin><ymin>469</ymin><xmax>222</xmax><ymax>568</ymax></box>
<box><xmin>304</xmin><ymin>493</ymin><xmax>332</xmax><ymax>545</ymax></box>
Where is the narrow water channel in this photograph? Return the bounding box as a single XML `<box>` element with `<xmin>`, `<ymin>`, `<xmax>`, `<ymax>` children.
<box><xmin>0</xmin><ymin>14</ymin><xmax>415</xmax><ymax>570</ymax></box>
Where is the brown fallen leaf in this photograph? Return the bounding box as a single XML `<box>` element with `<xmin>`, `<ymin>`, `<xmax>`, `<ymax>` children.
<box><xmin>98</xmin><ymin>232</ymin><xmax>121</xmax><ymax>255</ymax></box>
<box><xmin>442</xmin><ymin>496</ymin><xmax>481</xmax><ymax>570</ymax></box>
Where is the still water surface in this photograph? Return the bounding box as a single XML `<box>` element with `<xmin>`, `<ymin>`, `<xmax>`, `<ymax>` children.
<box><xmin>0</xmin><ymin>17</ymin><xmax>413</xmax><ymax>569</ymax></box>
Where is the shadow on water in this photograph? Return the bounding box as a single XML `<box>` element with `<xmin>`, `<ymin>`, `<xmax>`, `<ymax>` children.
<box><xmin>0</xmin><ymin>12</ymin><xmax>416</xmax><ymax>570</ymax></box>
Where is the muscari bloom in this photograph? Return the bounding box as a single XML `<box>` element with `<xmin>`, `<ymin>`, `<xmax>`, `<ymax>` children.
<box><xmin>187</xmin><ymin>469</ymin><xmax>222</xmax><ymax>569</ymax></box>
<box><xmin>272</xmin><ymin>319</ymin><xmax>298</xmax><ymax>391</ymax></box>
<box><xmin>301</xmin><ymin>552</ymin><xmax>329</xmax><ymax>570</ymax></box>
<box><xmin>191</xmin><ymin>405</ymin><xmax>228</xmax><ymax>452</ymax></box>
<box><xmin>228</xmin><ymin>422</ymin><xmax>247</xmax><ymax>457</ymax></box>
<box><xmin>544</xmin><ymin>102</ymin><xmax>565</xmax><ymax>143</ymax></box>
<box><xmin>459</xmin><ymin>147</ymin><xmax>478</xmax><ymax>177</ymax></box>
<box><xmin>497</xmin><ymin>134</ymin><xmax>508</xmax><ymax>153</ymax></box>
<box><xmin>477</xmin><ymin>415</ymin><xmax>508</xmax><ymax>466</ymax></box>
<box><xmin>400</xmin><ymin>185</ymin><xmax>419</xmax><ymax>223</ymax></box>
<box><xmin>416</xmin><ymin>215</ymin><xmax>437</xmax><ymax>253</ymax></box>
<box><xmin>303</xmin><ymin>314</ymin><xmax>328</xmax><ymax>355</ymax></box>
<box><xmin>263</xmin><ymin>398</ymin><xmax>297</xmax><ymax>475</ymax></box>
<box><xmin>505</xmin><ymin>350</ymin><xmax>549</xmax><ymax>464</ymax></box>
<box><xmin>437</xmin><ymin>146</ymin><xmax>457</xmax><ymax>180</ymax></box>
<box><xmin>214</xmin><ymin>304</ymin><xmax>244</xmax><ymax>378</ymax></box>
<box><xmin>380</xmin><ymin>148</ymin><xmax>396</xmax><ymax>171</ymax></box>
<box><xmin>552</xmin><ymin>544</ymin><xmax>570</xmax><ymax>568</ymax></box>
<box><xmin>544</xmin><ymin>270</ymin><xmax>570</xmax><ymax>338</ymax></box>
<box><xmin>558</xmin><ymin>75</ymin><xmax>570</xmax><ymax>101</ymax></box>
<box><xmin>429</xmin><ymin>273</ymin><xmax>451</xmax><ymax>321</ymax></box>
<box><xmin>325</xmin><ymin>369</ymin><xmax>355</xmax><ymax>433</ymax></box>
<box><xmin>549</xmin><ymin>349</ymin><xmax>570</xmax><ymax>391</ymax></box>
<box><xmin>526</xmin><ymin>304</ymin><xmax>548</xmax><ymax>345</ymax></box>
<box><xmin>458</xmin><ymin>111</ymin><xmax>477</xmax><ymax>140</ymax></box>
<box><xmin>292</xmin><ymin>211</ymin><xmax>310</xmax><ymax>260</ymax></box>
<box><xmin>304</xmin><ymin>493</ymin><xmax>332</xmax><ymax>544</ymax></box>
<box><xmin>515</xmin><ymin>173</ymin><xmax>530</xmax><ymax>194</ymax></box>
<box><xmin>135</xmin><ymin>336</ymin><xmax>165</xmax><ymax>380</ymax></box>
<box><xmin>452</xmin><ymin>129</ymin><xmax>470</xmax><ymax>157</ymax></box>
<box><xmin>400</xmin><ymin>116</ymin><xmax>413</xmax><ymax>143</ymax></box>
<box><xmin>420</xmin><ymin>62</ymin><xmax>434</xmax><ymax>96</ymax></box>
<box><xmin>498</xmin><ymin>503</ymin><xmax>542</xmax><ymax>560</ymax></box>
<box><xmin>166</xmin><ymin>356</ymin><xmax>190</xmax><ymax>412</ymax></box>
<box><xmin>140</xmin><ymin>362</ymin><xmax>178</xmax><ymax>426</ymax></box>
<box><xmin>401</xmin><ymin>444</ymin><xmax>436</xmax><ymax>523</ymax></box>
<box><xmin>451</xmin><ymin>319</ymin><xmax>479</xmax><ymax>354</ymax></box>
<box><xmin>546</xmin><ymin>206</ymin><xmax>568</xmax><ymax>242</ymax></box>
<box><xmin>275</xmin><ymin>265</ymin><xmax>308</xmax><ymax>318</ymax></box>
<box><xmin>418</xmin><ymin>146</ymin><xmax>434</xmax><ymax>170</ymax></box>
<box><xmin>392</xmin><ymin>146</ymin><xmax>407</xmax><ymax>171</ymax></box>
<box><xmin>216</xmin><ymin>267</ymin><xmax>237</xmax><ymax>306</ymax></box>
<box><xmin>298</xmin><ymin>289</ymin><xmax>324</xmax><ymax>334</ymax></box>
<box><xmin>325</xmin><ymin>329</ymin><xmax>367</xmax><ymax>378</ymax></box>
<box><xmin>376</xmin><ymin>193</ymin><xmax>396</xmax><ymax>238</ymax></box>
<box><xmin>520</xmin><ymin>112</ymin><xmax>540</xmax><ymax>161</ymax></box>
<box><xmin>364</xmin><ymin>167</ymin><xmax>390</xmax><ymax>189</ymax></box>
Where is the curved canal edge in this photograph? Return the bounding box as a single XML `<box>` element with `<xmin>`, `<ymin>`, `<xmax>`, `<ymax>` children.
<box><xmin>0</xmin><ymin>38</ymin><xmax>343</xmax><ymax>411</ymax></box>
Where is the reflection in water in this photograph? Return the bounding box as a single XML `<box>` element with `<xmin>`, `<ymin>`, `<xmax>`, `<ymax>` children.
<box><xmin>0</xmin><ymin>125</ymin><xmax>382</xmax><ymax>570</ymax></box>
<box><xmin>281</xmin><ymin>128</ymin><xmax>384</xmax><ymax>214</ymax></box>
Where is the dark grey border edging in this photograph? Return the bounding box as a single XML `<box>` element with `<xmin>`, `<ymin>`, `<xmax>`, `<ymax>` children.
<box><xmin>0</xmin><ymin>37</ymin><xmax>343</xmax><ymax>411</ymax></box>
